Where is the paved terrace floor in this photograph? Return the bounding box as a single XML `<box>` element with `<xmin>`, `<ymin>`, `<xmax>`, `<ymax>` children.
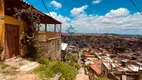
<box><xmin>0</xmin><ymin>57</ymin><xmax>39</xmax><ymax>80</ymax></box>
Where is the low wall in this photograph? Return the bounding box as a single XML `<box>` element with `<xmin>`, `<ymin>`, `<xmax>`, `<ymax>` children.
<box><xmin>37</xmin><ymin>31</ymin><xmax>61</xmax><ymax>41</ymax></box>
<box><xmin>37</xmin><ymin>38</ymin><xmax>61</xmax><ymax>60</ymax></box>
<box><xmin>108</xmin><ymin>73</ymin><xmax>120</xmax><ymax>80</ymax></box>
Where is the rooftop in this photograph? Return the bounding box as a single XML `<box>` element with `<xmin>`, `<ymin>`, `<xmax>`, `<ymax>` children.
<box><xmin>90</xmin><ymin>64</ymin><xmax>101</xmax><ymax>74</ymax></box>
<box><xmin>5</xmin><ymin>0</ymin><xmax>61</xmax><ymax>24</ymax></box>
<box><xmin>102</xmin><ymin>57</ymin><xmax>141</xmax><ymax>72</ymax></box>
<box><xmin>83</xmin><ymin>52</ymin><xmax>95</xmax><ymax>58</ymax></box>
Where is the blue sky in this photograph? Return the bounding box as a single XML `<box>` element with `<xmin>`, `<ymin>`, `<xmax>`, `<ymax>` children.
<box><xmin>25</xmin><ymin>0</ymin><xmax>142</xmax><ymax>35</ymax></box>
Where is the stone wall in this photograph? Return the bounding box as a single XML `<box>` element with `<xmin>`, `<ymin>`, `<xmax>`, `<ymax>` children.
<box><xmin>37</xmin><ymin>38</ymin><xmax>61</xmax><ymax>60</ymax></box>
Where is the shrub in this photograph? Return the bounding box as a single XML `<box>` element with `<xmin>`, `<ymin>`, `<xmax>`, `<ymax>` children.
<box><xmin>53</xmin><ymin>62</ymin><xmax>77</xmax><ymax>80</ymax></box>
<box><xmin>66</xmin><ymin>53</ymin><xmax>80</xmax><ymax>70</ymax></box>
<box><xmin>37</xmin><ymin>57</ymin><xmax>50</xmax><ymax>64</ymax></box>
<box><xmin>34</xmin><ymin>65</ymin><xmax>55</xmax><ymax>79</ymax></box>
<box><xmin>66</xmin><ymin>53</ymin><xmax>78</xmax><ymax>62</ymax></box>
<box><xmin>35</xmin><ymin>58</ymin><xmax>78</xmax><ymax>80</ymax></box>
<box><xmin>14</xmin><ymin>6</ymin><xmax>40</xmax><ymax>60</ymax></box>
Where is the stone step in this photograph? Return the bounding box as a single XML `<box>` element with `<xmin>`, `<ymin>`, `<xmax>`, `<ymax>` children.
<box><xmin>16</xmin><ymin>62</ymin><xmax>39</xmax><ymax>72</ymax></box>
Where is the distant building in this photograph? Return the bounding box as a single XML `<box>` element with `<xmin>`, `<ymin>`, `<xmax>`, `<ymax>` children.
<box><xmin>61</xmin><ymin>43</ymin><xmax>68</xmax><ymax>61</ymax></box>
<box><xmin>88</xmin><ymin>60</ymin><xmax>102</xmax><ymax>80</ymax></box>
<box><xmin>101</xmin><ymin>58</ymin><xmax>141</xmax><ymax>80</ymax></box>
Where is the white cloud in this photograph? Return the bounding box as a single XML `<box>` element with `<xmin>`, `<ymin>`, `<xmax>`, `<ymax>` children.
<box><xmin>71</xmin><ymin>5</ymin><xmax>88</xmax><ymax>16</ymax></box>
<box><xmin>47</xmin><ymin>8</ymin><xmax>142</xmax><ymax>35</ymax></box>
<box><xmin>48</xmin><ymin>12</ymin><xmax>71</xmax><ymax>23</ymax></box>
<box><xmin>92</xmin><ymin>0</ymin><xmax>102</xmax><ymax>4</ymax></box>
<box><xmin>47</xmin><ymin>12</ymin><xmax>71</xmax><ymax>32</ymax></box>
<box><xmin>70</xmin><ymin>8</ymin><xmax>142</xmax><ymax>34</ymax></box>
<box><xmin>106</xmin><ymin>8</ymin><xmax>130</xmax><ymax>18</ymax></box>
<box><xmin>50</xmin><ymin>0</ymin><xmax>62</xmax><ymax>9</ymax></box>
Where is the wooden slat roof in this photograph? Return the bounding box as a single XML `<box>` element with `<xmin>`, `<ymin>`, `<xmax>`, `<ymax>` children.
<box><xmin>5</xmin><ymin>0</ymin><xmax>62</xmax><ymax>24</ymax></box>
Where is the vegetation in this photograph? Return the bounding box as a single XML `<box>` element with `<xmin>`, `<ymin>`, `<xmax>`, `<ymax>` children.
<box><xmin>0</xmin><ymin>63</ymin><xmax>9</xmax><ymax>70</ymax></box>
<box><xmin>0</xmin><ymin>63</ymin><xmax>17</xmax><ymax>74</ymax></box>
<box><xmin>14</xmin><ymin>6</ymin><xmax>40</xmax><ymax>60</ymax></box>
<box><xmin>34</xmin><ymin>58</ymin><xmax>78</xmax><ymax>80</ymax></box>
<box><xmin>66</xmin><ymin>53</ymin><xmax>80</xmax><ymax>70</ymax></box>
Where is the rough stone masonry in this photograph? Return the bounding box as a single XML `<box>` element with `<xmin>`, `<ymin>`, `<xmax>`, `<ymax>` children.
<box><xmin>37</xmin><ymin>38</ymin><xmax>61</xmax><ymax>60</ymax></box>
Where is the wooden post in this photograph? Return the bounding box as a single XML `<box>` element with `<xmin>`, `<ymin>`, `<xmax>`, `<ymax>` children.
<box><xmin>54</xmin><ymin>24</ymin><xmax>56</xmax><ymax>32</ymax></box>
<box><xmin>45</xmin><ymin>24</ymin><xmax>47</xmax><ymax>31</ymax></box>
<box><xmin>60</xmin><ymin>24</ymin><xmax>62</xmax><ymax>33</ymax></box>
<box><xmin>45</xmin><ymin>17</ymin><xmax>47</xmax><ymax>32</ymax></box>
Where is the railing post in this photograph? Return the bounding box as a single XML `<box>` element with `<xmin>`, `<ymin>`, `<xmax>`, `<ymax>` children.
<box><xmin>54</xmin><ymin>24</ymin><xmax>56</xmax><ymax>32</ymax></box>
<box><xmin>45</xmin><ymin>24</ymin><xmax>47</xmax><ymax>31</ymax></box>
<box><xmin>60</xmin><ymin>24</ymin><xmax>62</xmax><ymax>33</ymax></box>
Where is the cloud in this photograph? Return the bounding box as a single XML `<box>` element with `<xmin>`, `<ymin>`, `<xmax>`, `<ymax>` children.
<box><xmin>71</xmin><ymin>5</ymin><xmax>88</xmax><ymax>16</ymax></box>
<box><xmin>105</xmin><ymin>8</ymin><xmax>130</xmax><ymax>18</ymax></box>
<box><xmin>50</xmin><ymin>0</ymin><xmax>62</xmax><ymax>9</ymax></box>
<box><xmin>49</xmin><ymin>12</ymin><xmax>71</xmax><ymax>23</ymax></box>
<box><xmin>70</xmin><ymin>8</ymin><xmax>142</xmax><ymax>34</ymax></box>
<box><xmin>47</xmin><ymin>12</ymin><xmax>71</xmax><ymax>32</ymax></box>
<box><xmin>47</xmin><ymin>8</ymin><xmax>142</xmax><ymax>35</ymax></box>
<box><xmin>92</xmin><ymin>0</ymin><xmax>102</xmax><ymax>4</ymax></box>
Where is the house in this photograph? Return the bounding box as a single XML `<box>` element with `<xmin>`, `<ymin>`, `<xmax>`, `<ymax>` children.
<box><xmin>88</xmin><ymin>60</ymin><xmax>102</xmax><ymax>80</ymax></box>
<box><xmin>101</xmin><ymin>59</ymin><xmax>142</xmax><ymax>80</ymax></box>
<box><xmin>84</xmin><ymin>52</ymin><xmax>95</xmax><ymax>58</ymax></box>
<box><xmin>88</xmin><ymin>64</ymin><xmax>101</xmax><ymax>80</ymax></box>
<box><xmin>0</xmin><ymin>0</ymin><xmax>62</xmax><ymax>60</ymax></box>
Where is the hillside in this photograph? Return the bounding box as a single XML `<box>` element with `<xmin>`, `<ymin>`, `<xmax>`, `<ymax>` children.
<box><xmin>62</xmin><ymin>34</ymin><xmax>142</xmax><ymax>53</ymax></box>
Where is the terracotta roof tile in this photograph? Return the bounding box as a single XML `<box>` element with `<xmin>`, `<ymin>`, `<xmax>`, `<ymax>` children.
<box><xmin>94</xmin><ymin>60</ymin><xmax>102</xmax><ymax>65</ymax></box>
<box><xmin>90</xmin><ymin>64</ymin><xmax>101</xmax><ymax>74</ymax></box>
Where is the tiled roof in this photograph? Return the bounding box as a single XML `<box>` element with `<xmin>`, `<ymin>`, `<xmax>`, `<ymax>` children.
<box><xmin>94</xmin><ymin>60</ymin><xmax>102</xmax><ymax>65</ymax></box>
<box><xmin>5</xmin><ymin>0</ymin><xmax>62</xmax><ymax>24</ymax></box>
<box><xmin>90</xmin><ymin>64</ymin><xmax>101</xmax><ymax>74</ymax></box>
<box><xmin>84</xmin><ymin>52</ymin><xmax>95</xmax><ymax>58</ymax></box>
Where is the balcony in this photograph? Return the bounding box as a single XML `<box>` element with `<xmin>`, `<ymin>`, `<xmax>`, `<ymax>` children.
<box><xmin>37</xmin><ymin>23</ymin><xmax>62</xmax><ymax>41</ymax></box>
<box><xmin>37</xmin><ymin>31</ymin><xmax>61</xmax><ymax>41</ymax></box>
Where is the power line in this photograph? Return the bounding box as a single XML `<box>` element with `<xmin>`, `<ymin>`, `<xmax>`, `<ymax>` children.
<box><xmin>41</xmin><ymin>0</ymin><xmax>61</xmax><ymax>32</ymax></box>
<box><xmin>130</xmin><ymin>0</ymin><xmax>142</xmax><ymax>15</ymax></box>
<box><xmin>41</xmin><ymin>0</ymin><xmax>56</xmax><ymax>31</ymax></box>
<box><xmin>41</xmin><ymin>0</ymin><xmax>51</xmax><ymax>16</ymax></box>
